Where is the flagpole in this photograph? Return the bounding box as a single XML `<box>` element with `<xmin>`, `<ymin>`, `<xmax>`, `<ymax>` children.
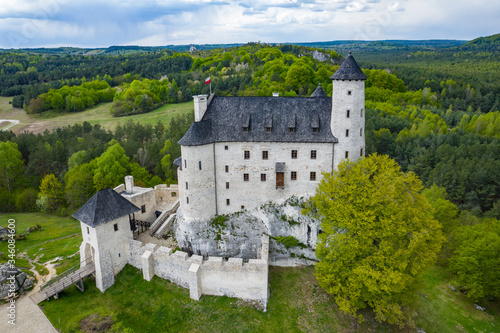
<box><xmin>210</xmin><ymin>79</ymin><xmax>212</xmax><ymax>95</ymax></box>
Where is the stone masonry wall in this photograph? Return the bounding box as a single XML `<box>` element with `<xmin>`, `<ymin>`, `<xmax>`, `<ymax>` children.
<box><xmin>128</xmin><ymin>235</ymin><xmax>269</xmax><ymax>306</ymax></box>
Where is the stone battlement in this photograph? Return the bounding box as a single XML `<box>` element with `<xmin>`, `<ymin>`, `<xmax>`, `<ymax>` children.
<box><xmin>128</xmin><ymin>235</ymin><xmax>269</xmax><ymax>307</ymax></box>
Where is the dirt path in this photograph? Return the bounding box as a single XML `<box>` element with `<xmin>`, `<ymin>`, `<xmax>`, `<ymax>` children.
<box><xmin>1</xmin><ymin>256</ymin><xmax>61</xmax><ymax>333</ymax></box>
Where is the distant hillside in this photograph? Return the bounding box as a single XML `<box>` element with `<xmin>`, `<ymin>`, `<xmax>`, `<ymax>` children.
<box><xmin>0</xmin><ymin>39</ymin><xmax>471</xmax><ymax>56</ymax></box>
<box><xmin>460</xmin><ymin>33</ymin><xmax>500</xmax><ymax>51</ymax></box>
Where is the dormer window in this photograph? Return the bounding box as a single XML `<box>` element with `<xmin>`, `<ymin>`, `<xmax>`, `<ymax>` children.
<box><xmin>311</xmin><ymin>115</ymin><xmax>319</xmax><ymax>134</ymax></box>
<box><xmin>287</xmin><ymin>115</ymin><xmax>296</xmax><ymax>133</ymax></box>
<box><xmin>265</xmin><ymin>115</ymin><xmax>273</xmax><ymax>133</ymax></box>
<box><xmin>242</xmin><ymin>114</ymin><xmax>250</xmax><ymax>132</ymax></box>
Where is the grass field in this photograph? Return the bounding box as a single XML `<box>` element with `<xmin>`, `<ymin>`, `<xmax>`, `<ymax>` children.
<box><xmin>0</xmin><ymin>97</ymin><xmax>193</xmax><ymax>134</ymax></box>
<box><xmin>40</xmin><ymin>264</ymin><xmax>500</xmax><ymax>333</ymax></box>
<box><xmin>0</xmin><ymin>213</ymin><xmax>81</xmax><ymax>271</ymax></box>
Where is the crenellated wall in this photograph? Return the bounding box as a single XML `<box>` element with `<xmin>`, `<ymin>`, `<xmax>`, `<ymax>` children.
<box><xmin>128</xmin><ymin>235</ymin><xmax>269</xmax><ymax>306</ymax></box>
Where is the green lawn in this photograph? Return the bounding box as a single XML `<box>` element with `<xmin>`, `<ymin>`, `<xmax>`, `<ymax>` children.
<box><xmin>40</xmin><ymin>263</ymin><xmax>500</xmax><ymax>333</ymax></box>
<box><xmin>414</xmin><ymin>266</ymin><xmax>499</xmax><ymax>332</ymax></box>
<box><xmin>0</xmin><ymin>96</ymin><xmax>193</xmax><ymax>134</ymax></box>
<box><xmin>42</xmin><ymin>265</ymin><xmax>399</xmax><ymax>333</ymax></box>
<box><xmin>0</xmin><ymin>213</ymin><xmax>81</xmax><ymax>269</ymax></box>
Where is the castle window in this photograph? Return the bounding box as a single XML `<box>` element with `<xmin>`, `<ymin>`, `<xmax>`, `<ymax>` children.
<box><xmin>114</xmin><ymin>223</ymin><xmax>118</xmax><ymax>232</ymax></box>
<box><xmin>311</xmin><ymin>150</ymin><xmax>317</xmax><ymax>159</ymax></box>
<box><xmin>187</xmin><ymin>197</ymin><xmax>189</xmax><ymax>204</ymax></box>
<box><xmin>199</xmin><ymin>161</ymin><xmax>202</xmax><ymax>170</ymax></box>
<box><xmin>266</xmin><ymin>127</ymin><xmax>272</xmax><ymax>133</ymax></box>
<box><xmin>243</xmin><ymin>173</ymin><xmax>249</xmax><ymax>181</ymax></box>
<box><xmin>360</xmin><ymin>128</ymin><xmax>363</xmax><ymax>136</ymax></box>
<box><xmin>346</xmin><ymin>129</ymin><xmax>349</xmax><ymax>137</ymax></box>
<box><xmin>241</xmin><ymin>205</ymin><xmax>245</xmax><ymax>210</ymax></box>
<box><xmin>261</xmin><ymin>174</ymin><xmax>267</xmax><ymax>182</ymax></box>
<box><xmin>291</xmin><ymin>150</ymin><xmax>297</xmax><ymax>159</ymax></box>
<box><xmin>288</xmin><ymin>127</ymin><xmax>295</xmax><ymax>133</ymax></box>
<box><xmin>291</xmin><ymin>171</ymin><xmax>297</xmax><ymax>180</ymax></box>
<box><xmin>312</xmin><ymin>127</ymin><xmax>319</xmax><ymax>133</ymax></box>
<box><xmin>310</xmin><ymin>172</ymin><xmax>317</xmax><ymax>181</ymax></box>
<box><xmin>225</xmin><ymin>165</ymin><xmax>229</xmax><ymax>173</ymax></box>
<box><xmin>87</xmin><ymin>227</ymin><xmax>89</xmax><ymax>234</ymax></box>
<box><xmin>226</xmin><ymin>182</ymin><xmax>229</xmax><ymax>189</ymax></box>
<box><xmin>345</xmin><ymin>151</ymin><xmax>349</xmax><ymax>159</ymax></box>
<box><xmin>184</xmin><ymin>159</ymin><xmax>187</xmax><ymax>168</ymax></box>
<box><xmin>360</xmin><ymin>148</ymin><xmax>364</xmax><ymax>156</ymax></box>
<box><xmin>347</xmin><ymin>90</ymin><xmax>352</xmax><ymax>95</ymax></box>
<box><xmin>226</xmin><ymin>199</ymin><xmax>230</xmax><ymax>206</ymax></box>
<box><xmin>243</xmin><ymin>127</ymin><xmax>249</xmax><ymax>132</ymax></box>
<box><xmin>346</xmin><ymin>110</ymin><xmax>350</xmax><ymax>118</ymax></box>
<box><xmin>185</xmin><ymin>182</ymin><xmax>188</xmax><ymax>190</ymax></box>
<box><xmin>244</xmin><ymin>150</ymin><xmax>250</xmax><ymax>159</ymax></box>
<box><xmin>361</xmin><ymin>108</ymin><xmax>364</xmax><ymax>117</ymax></box>
<box><xmin>225</xmin><ymin>145</ymin><xmax>228</xmax><ymax>150</ymax></box>
<box><xmin>262</xmin><ymin>151</ymin><xmax>269</xmax><ymax>160</ymax></box>
<box><xmin>141</xmin><ymin>205</ymin><xmax>146</xmax><ymax>213</ymax></box>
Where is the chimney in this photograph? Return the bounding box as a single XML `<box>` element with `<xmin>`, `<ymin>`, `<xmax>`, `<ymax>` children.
<box><xmin>272</xmin><ymin>92</ymin><xmax>279</xmax><ymax>97</ymax></box>
<box><xmin>193</xmin><ymin>95</ymin><xmax>208</xmax><ymax>122</ymax></box>
<box><xmin>125</xmin><ymin>176</ymin><xmax>134</xmax><ymax>193</ymax></box>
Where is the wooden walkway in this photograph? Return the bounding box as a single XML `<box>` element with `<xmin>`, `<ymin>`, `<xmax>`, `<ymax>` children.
<box><xmin>30</xmin><ymin>260</ymin><xmax>95</xmax><ymax>304</ymax></box>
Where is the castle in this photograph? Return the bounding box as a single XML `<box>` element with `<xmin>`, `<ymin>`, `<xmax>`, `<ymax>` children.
<box><xmin>176</xmin><ymin>53</ymin><xmax>366</xmax><ymax>220</ymax></box>
<box><xmin>72</xmin><ymin>54</ymin><xmax>366</xmax><ymax>306</ymax></box>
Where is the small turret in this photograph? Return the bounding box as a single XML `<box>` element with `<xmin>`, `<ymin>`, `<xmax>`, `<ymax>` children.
<box><xmin>330</xmin><ymin>53</ymin><xmax>366</xmax><ymax>168</ymax></box>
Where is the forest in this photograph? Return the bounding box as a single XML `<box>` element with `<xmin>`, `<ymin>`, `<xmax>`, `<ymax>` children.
<box><xmin>0</xmin><ymin>35</ymin><xmax>499</xmax><ymax>313</ymax></box>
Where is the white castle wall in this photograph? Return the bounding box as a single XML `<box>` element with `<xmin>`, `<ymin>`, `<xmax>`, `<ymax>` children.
<box><xmin>127</xmin><ymin>235</ymin><xmax>269</xmax><ymax>305</ymax></box>
<box><xmin>178</xmin><ymin>144</ymin><xmax>217</xmax><ymax>220</ymax></box>
<box><xmin>154</xmin><ymin>184</ymin><xmax>179</xmax><ymax>207</ymax></box>
<box><xmin>79</xmin><ymin>215</ymin><xmax>132</xmax><ymax>292</ymax></box>
<box><xmin>214</xmin><ymin>142</ymin><xmax>333</xmax><ymax>215</ymax></box>
<box><xmin>331</xmin><ymin>79</ymin><xmax>365</xmax><ymax>168</ymax></box>
<box><xmin>178</xmin><ymin>141</ymin><xmax>334</xmax><ymax>219</ymax></box>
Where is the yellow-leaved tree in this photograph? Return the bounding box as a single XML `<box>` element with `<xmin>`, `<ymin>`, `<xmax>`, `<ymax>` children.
<box><xmin>305</xmin><ymin>154</ymin><xmax>445</xmax><ymax>325</ymax></box>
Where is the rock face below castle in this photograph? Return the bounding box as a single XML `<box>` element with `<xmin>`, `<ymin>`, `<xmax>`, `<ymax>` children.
<box><xmin>175</xmin><ymin>196</ymin><xmax>320</xmax><ymax>265</ymax></box>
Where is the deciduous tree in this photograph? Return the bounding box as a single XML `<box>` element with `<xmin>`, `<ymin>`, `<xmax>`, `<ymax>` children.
<box><xmin>305</xmin><ymin>154</ymin><xmax>444</xmax><ymax>325</ymax></box>
<box><xmin>0</xmin><ymin>141</ymin><xmax>23</xmax><ymax>193</ymax></box>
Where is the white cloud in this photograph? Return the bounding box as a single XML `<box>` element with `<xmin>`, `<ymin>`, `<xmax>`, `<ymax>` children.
<box><xmin>0</xmin><ymin>0</ymin><xmax>498</xmax><ymax>47</ymax></box>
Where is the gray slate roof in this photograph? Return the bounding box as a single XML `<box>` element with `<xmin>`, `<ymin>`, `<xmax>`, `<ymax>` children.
<box><xmin>310</xmin><ymin>84</ymin><xmax>328</xmax><ymax>98</ymax></box>
<box><xmin>178</xmin><ymin>95</ymin><xmax>338</xmax><ymax>146</ymax></box>
<box><xmin>330</xmin><ymin>53</ymin><xmax>367</xmax><ymax>81</ymax></box>
<box><xmin>173</xmin><ymin>156</ymin><xmax>182</xmax><ymax>167</ymax></box>
<box><xmin>72</xmin><ymin>188</ymin><xmax>140</xmax><ymax>227</ymax></box>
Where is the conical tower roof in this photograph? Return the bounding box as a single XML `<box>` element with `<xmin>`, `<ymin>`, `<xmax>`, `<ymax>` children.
<box><xmin>73</xmin><ymin>188</ymin><xmax>140</xmax><ymax>227</ymax></box>
<box><xmin>330</xmin><ymin>53</ymin><xmax>367</xmax><ymax>80</ymax></box>
<box><xmin>310</xmin><ymin>83</ymin><xmax>328</xmax><ymax>98</ymax></box>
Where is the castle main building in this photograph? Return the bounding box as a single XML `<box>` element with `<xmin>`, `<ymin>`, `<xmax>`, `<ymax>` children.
<box><xmin>175</xmin><ymin>53</ymin><xmax>367</xmax><ymax>220</ymax></box>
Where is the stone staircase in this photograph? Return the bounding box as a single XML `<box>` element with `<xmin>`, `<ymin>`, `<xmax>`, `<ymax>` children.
<box><xmin>149</xmin><ymin>199</ymin><xmax>179</xmax><ymax>238</ymax></box>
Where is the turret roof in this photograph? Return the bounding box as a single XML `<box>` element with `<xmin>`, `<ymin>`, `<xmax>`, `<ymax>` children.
<box><xmin>73</xmin><ymin>188</ymin><xmax>140</xmax><ymax>227</ymax></box>
<box><xmin>330</xmin><ymin>53</ymin><xmax>367</xmax><ymax>81</ymax></box>
<box><xmin>310</xmin><ymin>84</ymin><xmax>328</xmax><ymax>98</ymax></box>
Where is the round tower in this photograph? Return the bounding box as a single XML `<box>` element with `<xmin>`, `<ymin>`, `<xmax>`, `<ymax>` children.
<box><xmin>330</xmin><ymin>52</ymin><xmax>367</xmax><ymax>169</ymax></box>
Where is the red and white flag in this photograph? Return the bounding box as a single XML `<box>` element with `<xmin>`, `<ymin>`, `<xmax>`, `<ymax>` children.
<box><xmin>205</xmin><ymin>76</ymin><xmax>211</xmax><ymax>85</ymax></box>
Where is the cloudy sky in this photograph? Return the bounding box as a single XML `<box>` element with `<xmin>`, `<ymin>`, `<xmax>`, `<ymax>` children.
<box><xmin>0</xmin><ymin>0</ymin><xmax>498</xmax><ymax>48</ymax></box>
